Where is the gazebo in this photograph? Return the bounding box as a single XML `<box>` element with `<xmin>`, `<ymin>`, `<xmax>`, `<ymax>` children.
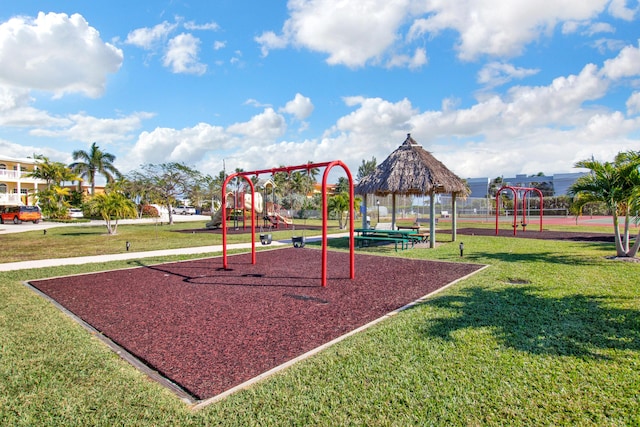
<box><xmin>355</xmin><ymin>134</ymin><xmax>469</xmax><ymax>248</ymax></box>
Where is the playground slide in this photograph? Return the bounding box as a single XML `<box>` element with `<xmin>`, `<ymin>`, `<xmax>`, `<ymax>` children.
<box><xmin>245</xmin><ymin>192</ymin><xmax>263</xmax><ymax>214</ymax></box>
<box><xmin>271</xmin><ymin>212</ymin><xmax>292</xmax><ymax>225</ymax></box>
<box><xmin>205</xmin><ymin>207</ymin><xmax>224</xmax><ymax>229</ymax></box>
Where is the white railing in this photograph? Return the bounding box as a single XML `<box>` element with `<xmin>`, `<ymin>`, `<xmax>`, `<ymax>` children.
<box><xmin>0</xmin><ymin>169</ymin><xmax>41</xmax><ymax>181</ymax></box>
<box><xmin>0</xmin><ymin>169</ymin><xmax>22</xmax><ymax>180</ymax></box>
<box><xmin>0</xmin><ymin>193</ymin><xmax>23</xmax><ymax>204</ymax></box>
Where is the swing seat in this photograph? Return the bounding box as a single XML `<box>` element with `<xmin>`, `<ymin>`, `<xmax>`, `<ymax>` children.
<box><xmin>260</xmin><ymin>233</ymin><xmax>272</xmax><ymax>245</ymax></box>
<box><xmin>292</xmin><ymin>236</ymin><xmax>305</xmax><ymax>248</ymax></box>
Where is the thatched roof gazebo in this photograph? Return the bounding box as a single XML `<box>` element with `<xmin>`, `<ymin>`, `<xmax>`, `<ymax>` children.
<box><xmin>355</xmin><ymin>134</ymin><xmax>469</xmax><ymax>247</ymax></box>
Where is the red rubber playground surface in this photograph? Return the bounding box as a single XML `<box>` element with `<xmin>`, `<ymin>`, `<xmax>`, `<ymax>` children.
<box><xmin>28</xmin><ymin>247</ymin><xmax>485</xmax><ymax>404</ymax></box>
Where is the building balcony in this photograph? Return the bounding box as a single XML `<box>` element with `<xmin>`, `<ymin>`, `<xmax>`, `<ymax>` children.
<box><xmin>0</xmin><ymin>169</ymin><xmax>43</xmax><ymax>184</ymax></box>
<box><xmin>0</xmin><ymin>193</ymin><xmax>24</xmax><ymax>205</ymax></box>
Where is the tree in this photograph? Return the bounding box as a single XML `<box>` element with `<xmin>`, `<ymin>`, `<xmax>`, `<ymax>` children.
<box><xmin>357</xmin><ymin>157</ymin><xmax>376</xmax><ymax>182</ymax></box>
<box><xmin>87</xmin><ymin>189</ymin><xmax>137</xmax><ymax>235</ymax></box>
<box><xmin>26</xmin><ymin>155</ymin><xmax>80</xmax><ymax>218</ymax></box>
<box><xmin>28</xmin><ymin>154</ymin><xmax>78</xmax><ymax>188</ymax></box>
<box><xmin>130</xmin><ymin>162</ymin><xmax>199</xmax><ymax>225</ymax></box>
<box><xmin>570</xmin><ymin>151</ymin><xmax>640</xmax><ymax>258</ymax></box>
<box><xmin>529</xmin><ymin>172</ymin><xmax>554</xmax><ymax>197</ymax></box>
<box><xmin>488</xmin><ymin>176</ymin><xmax>504</xmax><ymax>197</ymax></box>
<box><xmin>70</xmin><ymin>142</ymin><xmax>122</xmax><ymax>195</ymax></box>
<box><xmin>328</xmin><ymin>192</ymin><xmax>350</xmax><ymax>229</ymax></box>
<box><xmin>335</xmin><ymin>176</ymin><xmax>350</xmax><ymax>194</ymax></box>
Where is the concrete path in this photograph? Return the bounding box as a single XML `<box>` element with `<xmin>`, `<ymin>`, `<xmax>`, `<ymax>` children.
<box><xmin>0</xmin><ymin>241</ymin><xmax>287</xmax><ymax>272</ymax></box>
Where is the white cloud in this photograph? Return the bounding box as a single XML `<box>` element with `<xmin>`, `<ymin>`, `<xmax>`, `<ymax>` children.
<box><xmin>125</xmin><ymin>21</ymin><xmax>177</xmax><ymax>49</ymax></box>
<box><xmin>128</xmin><ymin>122</ymin><xmax>229</xmax><ymax>168</ymax></box>
<box><xmin>255</xmin><ymin>30</ymin><xmax>289</xmax><ymax>57</ymax></box>
<box><xmin>0</xmin><ymin>138</ymin><xmax>71</xmax><ymax>163</ymax></box>
<box><xmin>0</xmin><ymin>86</ymin><xmax>70</xmax><ymax>127</ymax></box>
<box><xmin>583</xmin><ymin>21</ymin><xmax>615</xmax><ymax>36</ymax></box>
<box><xmin>608</xmin><ymin>0</ymin><xmax>639</xmax><ymax>20</ymax></box>
<box><xmin>184</xmin><ymin>21</ymin><xmax>219</xmax><ymax>31</ymax></box>
<box><xmin>334</xmin><ymin>96</ymin><xmax>417</xmax><ymax>138</ymax></box>
<box><xmin>227</xmin><ymin>108</ymin><xmax>286</xmax><ymax>140</ymax></box>
<box><xmin>213</xmin><ymin>40</ymin><xmax>226</xmax><ymax>50</ymax></box>
<box><xmin>281</xmin><ymin>93</ymin><xmax>314</xmax><ymax>120</ymax></box>
<box><xmin>163</xmin><ymin>33</ymin><xmax>207</xmax><ymax>75</ymax></box>
<box><xmin>124</xmin><ymin>35</ymin><xmax>640</xmax><ymax>180</ymax></box>
<box><xmin>601</xmin><ymin>40</ymin><xmax>640</xmax><ymax>79</ymax></box>
<box><xmin>591</xmin><ymin>38</ymin><xmax>627</xmax><ymax>54</ymax></box>
<box><xmin>244</xmin><ymin>99</ymin><xmax>272</xmax><ymax>108</ymax></box>
<box><xmin>124</xmin><ymin>108</ymin><xmax>289</xmax><ymax>173</ymax></box>
<box><xmin>627</xmin><ymin>92</ymin><xmax>640</xmax><ymax>115</ymax></box>
<box><xmin>257</xmin><ymin>0</ymin><xmax>416</xmax><ymax>68</ymax></box>
<box><xmin>478</xmin><ymin>62</ymin><xmax>540</xmax><ymax>88</ymax></box>
<box><xmin>29</xmin><ymin>111</ymin><xmax>154</xmax><ymax>143</ymax></box>
<box><xmin>411</xmin><ymin>0</ymin><xmax>611</xmax><ymax>61</ymax></box>
<box><xmin>387</xmin><ymin>47</ymin><xmax>428</xmax><ymax>69</ymax></box>
<box><xmin>0</xmin><ymin>12</ymin><xmax>123</xmax><ymax>98</ymax></box>
<box><xmin>256</xmin><ymin>0</ymin><xmax>627</xmax><ymax>68</ymax></box>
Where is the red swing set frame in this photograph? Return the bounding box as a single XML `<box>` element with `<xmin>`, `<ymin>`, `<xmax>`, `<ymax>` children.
<box><xmin>495</xmin><ymin>186</ymin><xmax>544</xmax><ymax>235</ymax></box>
<box><xmin>221</xmin><ymin>160</ymin><xmax>355</xmax><ymax>287</ymax></box>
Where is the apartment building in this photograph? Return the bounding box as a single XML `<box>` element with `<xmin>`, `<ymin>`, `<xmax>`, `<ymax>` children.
<box><xmin>0</xmin><ymin>155</ymin><xmax>46</xmax><ymax>206</ymax></box>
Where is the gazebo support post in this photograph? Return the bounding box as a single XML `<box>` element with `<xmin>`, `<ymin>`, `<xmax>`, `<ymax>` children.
<box><xmin>429</xmin><ymin>191</ymin><xmax>436</xmax><ymax>248</ymax></box>
<box><xmin>451</xmin><ymin>193</ymin><xmax>457</xmax><ymax>242</ymax></box>
<box><xmin>362</xmin><ymin>196</ymin><xmax>368</xmax><ymax>229</ymax></box>
<box><xmin>391</xmin><ymin>194</ymin><xmax>397</xmax><ymax>229</ymax></box>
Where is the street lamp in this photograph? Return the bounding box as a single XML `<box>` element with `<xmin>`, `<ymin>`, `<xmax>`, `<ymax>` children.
<box><xmin>376</xmin><ymin>199</ymin><xmax>380</xmax><ymax>223</ymax></box>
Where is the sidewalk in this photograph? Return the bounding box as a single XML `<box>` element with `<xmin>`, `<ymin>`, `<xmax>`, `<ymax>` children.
<box><xmin>0</xmin><ymin>241</ymin><xmax>283</xmax><ymax>272</ymax></box>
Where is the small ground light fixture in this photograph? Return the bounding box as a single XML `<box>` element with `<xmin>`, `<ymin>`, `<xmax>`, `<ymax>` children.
<box><xmin>459</xmin><ymin>242</ymin><xmax>464</xmax><ymax>257</ymax></box>
<box><xmin>126</xmin><ymin>241</ymin><xmax>131</xmax><ymax>251</ymax></box>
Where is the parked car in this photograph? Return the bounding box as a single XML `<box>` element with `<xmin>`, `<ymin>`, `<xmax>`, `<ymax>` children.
<box><xmin>68</xmin><ymin>208</ymin><xmax>84</xmax><ymax>218</ymax></box>
<box><xmin>172</xmin><ymin>205</ymin><xmax>196</xmax><ymax>215</ymax></box>
<box><xmin>0</xmin><ymin>205</ymin><xmax>42</xmax><ymax>224</ymax></box>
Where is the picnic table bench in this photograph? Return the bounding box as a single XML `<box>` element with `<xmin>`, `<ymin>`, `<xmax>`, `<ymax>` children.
<box><xmin>354</xmin><ymin>227</ymin><xmax>417</xmax><ymax>251</ymax></box>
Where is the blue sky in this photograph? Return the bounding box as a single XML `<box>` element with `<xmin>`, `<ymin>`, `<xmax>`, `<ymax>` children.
<box><xmin>1</xmin><ymin>0</ymin><xmax>639</xmax><ymax>181</ymax></box>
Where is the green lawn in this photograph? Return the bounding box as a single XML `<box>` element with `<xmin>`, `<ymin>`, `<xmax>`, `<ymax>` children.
<box><xmin>0</xmin><ymin>219</ymin><xmax>342</xmax><ymax>263</ymax></box>
<box><xmin>0</xmin><ymin>223</ymin><xmax>638</xmax><ymax>425</ymax></box>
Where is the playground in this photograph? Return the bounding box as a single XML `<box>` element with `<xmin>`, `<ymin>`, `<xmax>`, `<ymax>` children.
<box><xmin>23</xmin><ymin>159</ymin><xmax>485</xmax><ymax>405</ymax></box>
<box><xmin>27</xmin><ymin>247</ymin><xmax>485</xmax><ymax>404</ymax></box>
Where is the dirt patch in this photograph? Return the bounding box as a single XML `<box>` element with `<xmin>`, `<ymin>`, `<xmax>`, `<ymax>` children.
<box><xmin>28</xmin><ymin>248</ymin><xmax>484</xmax><ymax>402</ymax></box>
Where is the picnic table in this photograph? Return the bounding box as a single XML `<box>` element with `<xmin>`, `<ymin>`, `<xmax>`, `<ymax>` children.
<box><xmin>354</xmin><ymin>228</ymin><xmax>419</xmax><ymax>251</ymax></box>
<box><xmin>397</xmin><ymin>225</ymin><xmax>429</xmax><ymax>243</ymax></box>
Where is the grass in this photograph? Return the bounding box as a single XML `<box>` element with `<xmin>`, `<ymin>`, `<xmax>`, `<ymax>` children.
<box><xmin>0</xmin><ymin>219</ymin><xmax>342</xmax><ymax>263</ymax></box>
<box><xmin>1</xmin><ymin>222</ymin><xmax>639</xmax><ymax>425</ymax></box>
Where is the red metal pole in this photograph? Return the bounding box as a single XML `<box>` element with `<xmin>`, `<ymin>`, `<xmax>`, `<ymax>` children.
<box><xmin>223</xmin><ymin>160</ymin><xmax>355</xmax><ymax>286</ymax></box>
<box><xmin>321</xmin><ymin>161</ymin><xmax>355</xmax><ymax>287</ymax></box>
<box><xmin>495</xmin><ymin>191</ymin><xmax>500</xmax><ymax>235</ymax></box>
<box><xmin>522</xmin><ymin>190</ymin><xmax>527</xmax><ymax>231</ymax></box>
<box><xmin>221</xmin><ymin>176</ymin><xmax>231</xmax><ymax>269</ymax></box>
<box><xmin>536</xmin><ymin>188</ymin><xmax>544</xmax><ymax>232</ymax></box>
<box><xmin>512</xmin><ymin>188</ymin><xmax>518</xmax><ymax>236</ymax></box>
<box><xmin>222</xmin><ymin>174</ymin><xmax>256</xmax><ymax>268</ymax></box>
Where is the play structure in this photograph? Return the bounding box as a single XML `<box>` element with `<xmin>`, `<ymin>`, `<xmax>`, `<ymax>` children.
<box><xmin>221</xmin><ymin>161</ymin><xmax>355</xmax><ymax>287</ymax></box>
<box><xmin>495</xmin><ymin>186</ymin><xmax>544</xmax><ymax>235</ymax></box>
<box><xmin>206</xmin><ymin>191</ymin><xmax>269</xmax><ymax>229</ymax></box>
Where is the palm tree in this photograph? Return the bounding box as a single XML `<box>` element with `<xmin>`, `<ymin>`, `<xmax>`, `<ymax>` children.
<box><xmin>28</xmin><ymin>154</ymin><xmax>79</xmax><ymax>188</ymax></box>
<box><xmin>70</xmin><ymin>142</ymin><xmax>122</xmax><ymax>195</ymax></box>
<box><xmin>27</xmin><ymin>155</ymin><xmax>80</xmax><ymax>218</ymax></box>
<box><xmin>570</xmin><ymin>151</ymin><xmax>640</xmax><ymax>257</ymax></box>
<box><xmin>328</xmin><ymin>192</ymin><xmax>350</xmax><ymax>229</ymax></box>
<box><xmin>87</xmin><ymin>191</ymin><xmax>137</xmax><ymax>235</ymax></box>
